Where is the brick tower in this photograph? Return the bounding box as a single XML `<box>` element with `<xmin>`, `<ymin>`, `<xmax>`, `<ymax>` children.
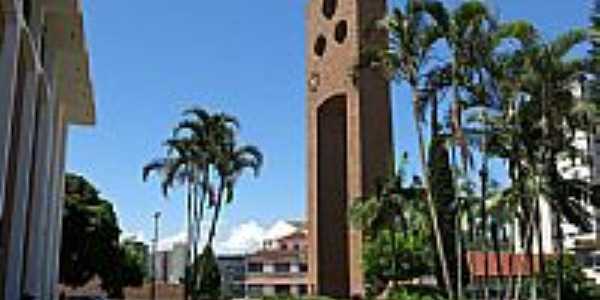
<box><xmin>306</xmin><ymin>0</ymin><xmax>392</xmax><ymax>298</ymax></box>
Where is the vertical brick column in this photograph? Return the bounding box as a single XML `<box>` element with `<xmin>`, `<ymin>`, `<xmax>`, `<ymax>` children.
<box><xmin>306</xmin><ymin>0</ymin><xmax>392</xmax><ymax>298</ymax></box>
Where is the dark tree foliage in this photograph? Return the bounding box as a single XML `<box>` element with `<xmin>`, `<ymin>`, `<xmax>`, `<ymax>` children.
<box><xmin>194</xmin><ymin>245</ymin><xmax>222</xmax><ymax>300</ymax></box>
<box><xmin>427</xmin><ymin>137</ymin><xmax>458</xmax><ymax>294</ymax></box>
<box><xmin>60</xmin><ymin>173</ymin><xmax>144</xmax><ymax>298</ymax></box>
<box><xmin>539</xmin><ymin>256</ymin><xmax>600</xmax><ymax>300</ymax></box>
<box><xmin>60</xmin><ymin>173</ymin><xmax>120</xmax><ymax>287</ymax></box>
<box><xmin>101</xmin><ymin>244</ymin><xmax>146</xmax><ymax>298</ymax></box>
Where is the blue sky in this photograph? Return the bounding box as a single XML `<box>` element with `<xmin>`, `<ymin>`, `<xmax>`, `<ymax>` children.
<box><xmin>67</xmin><ymin>0</ymin><xmax>591</xmax><ymax>249</ymax></box>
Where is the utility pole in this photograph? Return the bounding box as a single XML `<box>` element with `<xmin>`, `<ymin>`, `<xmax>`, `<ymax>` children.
<box><xmin>152</xmin><ymin>212</ymin><xmax>161</xmax><ymax>300</ymax></box>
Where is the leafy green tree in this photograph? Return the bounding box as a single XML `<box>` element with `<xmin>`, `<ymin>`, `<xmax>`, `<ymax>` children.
<box><xmin>387</xmin><ymin>286</ymin><xmax>447</xmax><ymax>300</ymax></box>
<box><xmin>101</xmin><ymin>242</ymin><xmax>146</xmax><ymax>298</ymax></box>
<box><xmin>60</xmin><ymin>173</ymin><xmax>120</xmax><ymax>287</ymax></box>
<box><xmin>350</xmin><ymin>157</ymin><xmax>440</xmax><ymax>298</ymax></box>
<box><xmin>194</xmin><ymin>245</ymin><xmax>222</xmax><ymax>300</ymax></box>
<box><xmin>428</xmin><ymin>138</ymin><xmax>457</xmax><ymax>294</ymax></box>
<box><xmin>539</xmin><ymin>256</ymin><xmax>600</xmax><ymax>300</ymax></box>
<box><xmin>366</xmin><ymin>1</ymin><xmax>454</xmax><ymax>296</ymax></box>
<box><xmin>60</xmin><ymin>173</ymin><xmax>144</xmax><ymax>298</ymax></box>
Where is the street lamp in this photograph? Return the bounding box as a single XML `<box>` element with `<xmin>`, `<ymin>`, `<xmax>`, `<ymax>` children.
<box><xmin>151</xmin><ymin>212</ymin><xmax>161</xmax><ymax>300</ymax></box>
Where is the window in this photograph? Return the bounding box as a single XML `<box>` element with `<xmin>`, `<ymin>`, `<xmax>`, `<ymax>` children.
<box><xmin>297</xmin><ymin>285</ymin><xmax>308</xmax><ymax>295</ymax></box>
<box><xmin>335</xmin><ymin>20</ymin><xmax>348</xmax><ymax>44</ymax></box>
<box><xmin>293</xmin><ymin>244</ymin><xmax>300</xmax><ymax>251</ymax></box>
<box><xmin>281</xmin><ymin>243</ymin><xmax>288</xmax><ymax>251</ymax></box>
<box><xmin>583</xmin><ymin>254</ymin><xmax>594</xmax><ymax>268</ymax></box>
<box><xmin>275</xmin><ymin>285</ymin><xmax>291</xmax><ymax>295</ymax></box>
<box><xmin>314</xmin><ymin>35</ymin><xmax>327</xmax><ymax>57</ymax></box>
<box><xmin>248</xmin><ymin>263</ymin><xmax>263</xmax><ymax>273</ymax></box>
<box><xmin>322</xmin><ymin>0</ymin><xmax>337</xmax><ymax>19</ymax></box>
<box><xmin>594</xmin><ymin>255</ymin><xmax>600</xmax><ymax>269</ymax></box>
<box><xmin>299</xmin><ymin>263</ymin><xmax>308</xmax><ymax>273</ymax></box>
<box><xmin>275</xmin><ymin>263</ymin><xmax>291</xmax><ymax>273</ymax></box>
<box><xmin>247</xmin><ymin>285</ymin><xmax>263</xmax><ymax>297</ymax></box>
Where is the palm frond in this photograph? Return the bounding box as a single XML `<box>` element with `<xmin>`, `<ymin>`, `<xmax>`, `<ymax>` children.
<box><xmin>550</xmin><ymin>28</ymin><xmax>587</xmax><ymax>58</ymax></box>
<box><xmin>142</xmin><ymin>159</ymin><xmax>167</xmax><ymax>182</ymax></box>
<box><xmin>183</xmin><ymin>107</ymin><xmax>211</xmax><ymax>123</ymax></box>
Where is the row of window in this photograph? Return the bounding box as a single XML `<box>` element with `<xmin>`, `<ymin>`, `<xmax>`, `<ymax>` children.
<box><xmin>246</xmin><ymin>284</ymin><xmax>308</xmax><ymax>296</ymax></box>
<box><xmin>263</xmin><ymin>240</ymin><xmax>305</xmax><ymax>251</ymax></box>
<box><xmin>247</xmin><ymin>262</ymin><xmax>308</xmax><ymax>273</ymax></box>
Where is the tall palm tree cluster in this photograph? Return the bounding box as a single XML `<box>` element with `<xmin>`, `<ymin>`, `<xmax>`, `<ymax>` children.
<box><xmin>359</xmin><ymin>0</ymin><xmax>600</xmax><ymax>299</ymax></box>
<box><xmin>143</xmin><ymin>107</ymin><xmax>263</xmax><ymax>300</ymax></box>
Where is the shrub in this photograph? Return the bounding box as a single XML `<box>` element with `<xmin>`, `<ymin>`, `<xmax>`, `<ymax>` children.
<box><xmin>194</xmin><ymin>245</ymin><xmax>222</xmax><ymax>300</ymax></box>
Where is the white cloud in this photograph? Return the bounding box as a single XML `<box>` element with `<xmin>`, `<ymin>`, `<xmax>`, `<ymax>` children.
<box><xmin>154</xmin><ymin>219</ymin><xmax>301</xmax><ymax>255</ymax></box>
<box><xmin>215</xmin><ymin>220</ymin><xmax>266</xmax><ymax>255</ymax></box>
<box><xmin>264</xmin><ymin>220</ymin><xmax>298</xmax><ymax>241</ymax></box>
<box><xmin>158</xmin><ymin>230</ymin><xmax>188</xmax><ymax>252</ymax></box>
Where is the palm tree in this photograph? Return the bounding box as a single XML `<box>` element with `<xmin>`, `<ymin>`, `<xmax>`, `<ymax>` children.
<box><xmin>174</xmin><ymin>108</ymin><xmax>240</xmax><ymax>267</ymax></box>
<box><xmin>143</xmin><ymin>137</ymin><xmax>199</xmax><ymax>300</ymax></box>
<box><xmin>515</xmin><ymin>29</ymin><xmax>589</xmax><ymax>300</ymax></box>
<box><xmin>207</xmin><ymin>143</ymin><xmax>263</xmax><ymax>246</ymax></box>
<box><xmin>367</xmin><ymin>1</ymin><xmax>454</xmax><ymax>296</ymax></box>
<box><xmin>349</xmin><ymin>156</ymin><xmax>431</xmax><ymax>294</ymax></box>
<box><xmin>447</xmin><ymin>4</ymin><xmax>540</xmax><ymax>297</ymax></box>
<box><xmin>145</xmin><ymin>107</ymin><xmax>263</xmax><ymax>300</ymax></box>
<box><xmin>482</xmin><ymin>25</ymin><xmax>593</xmax><ymax>299</ymax></box>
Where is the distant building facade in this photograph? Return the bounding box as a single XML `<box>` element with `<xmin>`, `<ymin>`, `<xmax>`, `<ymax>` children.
<box><xmin>244</xmin><ymin>224</ymin><xmax>309</xmax><ymax>297</ymax></box>
<box><xmin>152</xmin><ymin>241</ymin><xmax>187</xmax><ymax>284</ymax></box>
<box><xmin>0</xmin><ymin>1</ymin><xmax>95</xmax><ymax>299</ymax></box>
<box><xmin>217</xmin><ymin>255</ymin><xmax>246</xmax><ymax>299</ymax></box>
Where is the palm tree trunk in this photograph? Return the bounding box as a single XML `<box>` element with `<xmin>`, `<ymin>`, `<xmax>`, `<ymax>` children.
<box><xmin>456</xmin><ymin>197</ymin><xmax>463</xmax><ymax>300</ymax></box>
<box><xmin>191</xmin><ymin>177</ymin><xmax>200</xmax><ymax>300</ymax></box>
<box><xmin>391</xmin><ymin>226</ymin><xmax>398</xmax><ymax>289</ymax></box>
<box><xmin>535</xmin><ymin>194</ymin><xmax>543</xmax><ymax>300</ymax></box>
<box><xmin>186</xmin><ymin>181</ymin><xmax>193</xmax><ymax>300</ymax></box>
<box><xmin>192</xmin><ymin>170</ymin><xmax>208</xmax><ymax>300</ymax></box>
<box><xmin>556</xmin><ymin>210</ymin><xmax>563</xmax><ymax>300</ymax></box>
<box><xmin>208</xmin><ymin>178</ymin><xmax>225</xmax><ymax>247</ymax></box>
<box><xmin>411</xmin><ymin>91</ymin><xmax>454</xmax><ymax>299</ymax></box>
<box><xmin>480</xmin><ymin>135</ymin><xmax>490</xmax><ymax>300</ymax></box>
<box><xmin>504</xmin><ymin>227</ymin><xmax>513</xmax><ymax>300</ymax></box>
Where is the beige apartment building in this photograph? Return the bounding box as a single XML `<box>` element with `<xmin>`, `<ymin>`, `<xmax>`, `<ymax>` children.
<box><xmin>0</xmin><ymin>1</ymin><xmax>95</xmax><ymax>299</ymax></box>
<box><xmin>245</xmin><ymin>223</ymin><xmax>309</xmax><ymax>298</ymax></box>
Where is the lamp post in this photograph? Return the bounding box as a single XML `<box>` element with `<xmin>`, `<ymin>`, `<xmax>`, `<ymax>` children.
<box><xmin>152</xmin><ymin>212</ymin><xmax>161</xmax><ymax>300</ymax></box>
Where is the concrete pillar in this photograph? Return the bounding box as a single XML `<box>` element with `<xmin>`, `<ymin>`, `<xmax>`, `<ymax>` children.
<box><xmin>3</xmin><ymin>69</ymin><xmax>40</xmax><ymax>300</ymax></box>
<box><xmin>0</xmin><ymin>13</ymin><xmax>21</xmax><ymax>220</ymax></box>
<box><xmin>40</xmin><ymin>99</ymin><xmax>62</xmax><ymax>300</ymax></box>
<box><xmin>48</xmin><ymin>113</ymin><xmax>67</xmax><ymax>300</ymax></box>
<box><xmin>23</xmin><ymin>90</ymin><xmax>55</xmax><ymax>300</ymax></box>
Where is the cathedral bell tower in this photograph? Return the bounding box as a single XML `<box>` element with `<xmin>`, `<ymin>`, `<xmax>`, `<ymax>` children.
<box><xmin>306</xmin><ymin>0</ymin><xmax>393</xmax><ymax>298</ymax></box>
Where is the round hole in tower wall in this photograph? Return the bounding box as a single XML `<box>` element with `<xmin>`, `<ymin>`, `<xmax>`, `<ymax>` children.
<box><xmin>322</xmin><ymin>0</ymin><xmax>337</xmax><ymax>19</ymax></box>
<box><xmin>335</xmin><ymin>20</ymin><xmax>348</xmax><ymax>44</ymax></box>
<box><xmin>314</xmin><ymin>35</ymin><xmax>327</xmax><ymax>57</ymax></box>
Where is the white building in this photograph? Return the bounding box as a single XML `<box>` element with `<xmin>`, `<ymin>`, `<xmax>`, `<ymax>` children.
<box><xmin>556</xmin><ymin>84</ymin><xmax>600</xmax><ymax>283</ymax></box>
<box><xmin>0</xmin><ymin>0</ymin><xmax>95</xmax><ymax>299</ymax></box>
<box><xmin>517</xmin><ymin>83</ymin><xmax>600</xmax><ymax>283</ymax></box>
<box><xmin>152</xmin><ymin>241</ymin><xmax>188</xmax><ymax>284</ymax></box>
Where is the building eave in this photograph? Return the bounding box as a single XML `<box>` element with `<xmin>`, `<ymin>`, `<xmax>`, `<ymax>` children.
<box><xmin>44</xmin><ymin>0</ymin><xmax>95</xmax><ymax>126</ymax></box>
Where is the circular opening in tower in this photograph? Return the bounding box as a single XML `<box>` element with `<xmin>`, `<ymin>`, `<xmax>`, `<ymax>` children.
<box><xmin>322</xmin><ymin>0</ymin><xmax>337</xmax><ymax>20</ymax></box>
<box><xmin>314</xmin><ymin>35</ymin><xmax>327</xmax><ymax>57</ymax></box>
<box><xmin>335</xmin><ymin>20</ymin><xmax>348</xmax><ymax>44</ymax></box>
